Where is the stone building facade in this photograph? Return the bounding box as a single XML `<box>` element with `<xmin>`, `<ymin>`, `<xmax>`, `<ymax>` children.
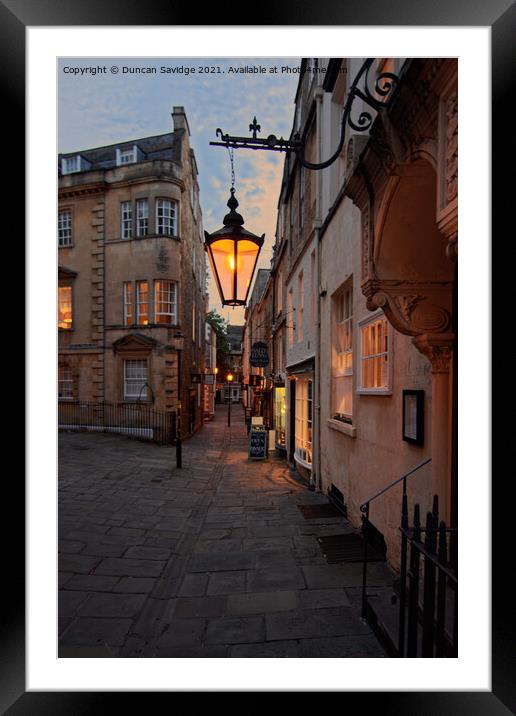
<box><xmin>242</xmin><ymin>269</ymin><xmax>273</xmax><ymax>424</ymax></box>
<box><xmin>242</xmin><ymin>58</ymin><xmax>458</xmax><ymax>569</ymax></box>
<box><xmin>58</xmin><ymin>107</ymin><xmax>207</xmax><ymax>438</ymax></box>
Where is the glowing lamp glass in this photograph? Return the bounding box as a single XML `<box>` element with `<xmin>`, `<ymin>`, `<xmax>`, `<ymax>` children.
<box><xmin>204</xmin><ymin>190</ymin><xmax>264</xmax><ymax>307</ymax></box>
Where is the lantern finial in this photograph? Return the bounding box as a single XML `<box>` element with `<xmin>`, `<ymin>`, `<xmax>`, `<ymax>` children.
<box><xmin>223</xmin><ymin>188</ymin><xmax>245</xmax><ymax>226</ymax></box>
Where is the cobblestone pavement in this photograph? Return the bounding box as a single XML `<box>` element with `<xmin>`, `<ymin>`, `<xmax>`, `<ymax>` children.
<box><xmin>58</xmin><ymin>404</ymin><xmax>389</xmax><ymax>657</ymax></box>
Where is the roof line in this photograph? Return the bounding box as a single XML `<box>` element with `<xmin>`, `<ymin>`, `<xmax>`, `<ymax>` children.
<box><xmin>59</xmin><ymin>130</ymin><xmax>178</xmax><ymax>157</ymax></box>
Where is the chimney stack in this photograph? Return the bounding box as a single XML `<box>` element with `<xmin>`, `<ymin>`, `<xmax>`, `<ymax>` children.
<box><xmin>171</xmin><ymin>106</ymin><xmax>190</xmax><ymax>136</ymax></box>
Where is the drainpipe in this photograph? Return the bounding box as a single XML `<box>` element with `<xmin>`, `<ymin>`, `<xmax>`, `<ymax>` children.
<box><xmin>313</xmin><ymin>86</ymin><xmax>324</xmax><ymax>493</ymax></box>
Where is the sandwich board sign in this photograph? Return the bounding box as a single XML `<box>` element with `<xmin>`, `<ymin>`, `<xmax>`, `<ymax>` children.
<box><xmin>249</xmin><ymin>426</ymin><xmax>267</xmax><ymax>460</ymax></box>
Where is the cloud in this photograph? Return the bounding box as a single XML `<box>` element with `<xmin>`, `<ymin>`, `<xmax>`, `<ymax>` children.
<box><xmin>59</xmin><ymin>56</ymin><xmax>301</xmax><ymax>324</ymax></box>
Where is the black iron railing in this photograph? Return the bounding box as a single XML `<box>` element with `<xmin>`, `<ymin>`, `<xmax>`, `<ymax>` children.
<box><xmin>359</xmin><ymin>459</ymin><xmax>458</xmax><ymax>657</ymax></box>
<box><xmin>400</xmin><ymin>497</ymin><xmax>458</xmax><ymax>657</ymax></box>
<box><xmin>58</xmin><ymin>401</ymin><xmax>176</xmax><ymax>445</ymax></box>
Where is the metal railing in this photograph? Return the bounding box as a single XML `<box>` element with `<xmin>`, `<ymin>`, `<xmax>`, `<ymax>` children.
<box><xmin>58</xmin><ymin>401</ymin><xmax>176</xmax><ymax>445</ymax></box>
<box><xmin>359</xmin><ymin>459</ymin><xmax>458</xmax><ymax>657</ymax></box>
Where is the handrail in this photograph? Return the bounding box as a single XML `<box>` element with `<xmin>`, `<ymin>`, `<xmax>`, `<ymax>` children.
<box><xmin>359</xmin><ymin>458</ymin><xmax>431</xmax><ymax>513</ymax></box>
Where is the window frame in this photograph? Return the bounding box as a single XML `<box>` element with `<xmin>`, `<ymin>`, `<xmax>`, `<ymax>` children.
<box><xmin>116</xmin><ymin>145</ymin><xmax>138</xmax><ymax>166</ymax></box>
<box><xmin>123</xmin><ymin>282</ymin><xmax>133</xmax><ymax>326</ymax></box>
<box><xmin>136</xmin><ymin>198</ymin><xmax>149</xmax><ymax>237</ymax></box>
<box><xmin>123</xmin><ymin>359</ymin><xmax>149</xmax><ymax>401</ymax></box>
<box><xmin>120</xmin><ymin>200</ymin><xmax>133</xmax><ymax>239</ymax></box>
<box><xmin>297</xmin><ymin>271</ymin><xmax>304</xmax><ymax>342</ymax></box>
<box><xmin>58</xmin><ymin>284</ymin><xmax>73</xmax><ymax>331</ymax></box>
<box><xmin>136</xmin><ymin>280</ymin><xmax>149</xmax><ymax>325</ymax></box>
<box><xmin>61</xmin><ymin>155</ymin><xmax>80</xmax><ymax>174</ymax></box>
<box><xmin>58</xmin><ymin>366</ymin><xmax>74</xmax><ymax>400</ymax></box>
<box><xmin>331</xmin><ymin>281</ymin><xmax>353</xmax><ymax>421</ymax></box>
<box><xmin>154</xmin><ymin>279</ymin><xmax>178</xmax><ymax>325</ymax></box>
<box><xmin>294</xmin><ymin>377</ymin><xmax>313</xmax><ymax>468</ymax></box>
<box><xmin>357</xmin><ymin>310</ymin><xmax>393</xmax><ymax>395</ymax></box>
<box><xmin>58</xmin><ymin>209</ymin><xmax>73</xmax><ymax>248</ymax></box>
<box><xmin>156</xmin><ymin>198</ymin><xmax>178</xmax><ymax>237</ymax></box>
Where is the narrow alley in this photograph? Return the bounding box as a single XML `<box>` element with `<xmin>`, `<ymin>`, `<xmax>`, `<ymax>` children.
<box><xmin>58</xmin><ymin>404</ymin><xmax>390</xmax><ymax>657</ymax></box>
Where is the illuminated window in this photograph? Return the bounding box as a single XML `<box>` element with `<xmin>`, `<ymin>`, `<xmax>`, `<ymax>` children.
<box><xmin>136</xmin><ymin>281</ymin><xmax>149</xmax><ymax>325</ymax></box>
<box><xmin>156</xmin><ymin>199</ymin><xmax>177</xmax><ymax>236</ymax></box>
<box><xmin>58</xmin><ymin>366</ymin><xmax>73</xmax><ymax>399</ymax></box>
<box><xmin>295</xmin><ymin>378</ymin><xmax>312</xmax><ymax>467</ymax></box>
<box><xmin>154</xmin><ymin>280</ymin><xmax>177</xmax><ymax>324</ymax></box>
<box><xmin>136</xmin><ymin>199</ymin><xmax>148</xmax><ymax>237</ymax></box>
<box><xmin>58</xmin><ymin>286</ymin><xmax>73</xmax><ymax>330</ymax></box>
<box><xmin>58</xmin><ymin>210</ymin><xmax>72</xmax><ymax>247</ymax></box>
<box><xmin>359</xmin><ymin>313</ymin><xmax>391</xmax><ymax>392</ymax></box>
<box><xmin>123</xmin><ymin>282</ymin><xmax>133</xmax><ymax>326</ymax></box>
<box><xmin>332</xmin><ymin>283</ymin><xmax>353</xmax><ymax>420</ymax></box>
<box><xmin>274</xmin><ymin>386</ymin><xmax>286</xmax><ymax>448</ymax></box>
<box><xmin>124</xmin><ymin>360</ymin><xmax>148</xmax><ymax>400</ymax></box>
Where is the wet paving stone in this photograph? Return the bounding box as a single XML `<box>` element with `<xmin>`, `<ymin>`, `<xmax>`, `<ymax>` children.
<box><xmin>59</xmin><ymin>407</ymin><xmax>386</xmax><ymax>658</ymax></box>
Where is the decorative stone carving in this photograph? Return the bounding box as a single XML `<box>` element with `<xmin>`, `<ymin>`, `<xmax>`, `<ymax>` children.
<box><xmin>361</xmin><ymin>201</ymin><xmax>373</xmax><ymax>284</ymax></box>
<box><xmin>363</xmin><ymin>280</ymin><xmax>452</xmax><ymax>338</ymax></box>
<box><xmin>370</xmin><ymin>121</ymin><xmax>396</xmax><ymax>173</ymax></box>
<box><xmin>412</xmin><ymin>334</ymin><xmax>454</xmax><ymax>374</ymax></box>
<box><xmin>445</xmin><ymin>92</ymin><xmax>458</xmax><ymax>203</ymax></box>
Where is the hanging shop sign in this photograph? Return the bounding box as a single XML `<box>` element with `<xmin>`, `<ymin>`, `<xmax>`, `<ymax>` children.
<box><xmin>250</xmin><ymin>342</ymin><xmax>269</xmax><ymax>367</ymax></box>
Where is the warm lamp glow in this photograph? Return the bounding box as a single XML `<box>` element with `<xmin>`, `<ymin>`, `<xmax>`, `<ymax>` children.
<box><xmin>204</xmin><ymin>189</ymin><xmax>264</xmax><ymax>307</ymax></box>
<box><xmin>227</xmin><ymin>373</ymin><xmax>234</xmax><ymax>382</ymax></box>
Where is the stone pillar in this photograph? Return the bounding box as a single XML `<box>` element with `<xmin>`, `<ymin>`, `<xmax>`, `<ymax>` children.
<box><xmin>413</xmin><ymin>333</ymin><xmax>454</xmax><ymax>521</ymax></box>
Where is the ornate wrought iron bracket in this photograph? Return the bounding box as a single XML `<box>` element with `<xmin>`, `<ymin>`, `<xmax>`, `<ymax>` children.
<box><xmin>209</xmin><ymin>58</ymin><xmax>400</xmax><ymax>170</ymax></box>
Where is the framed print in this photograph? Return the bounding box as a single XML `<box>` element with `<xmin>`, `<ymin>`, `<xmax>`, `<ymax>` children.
<box><xmin>6</xmin><ymin>0</ymin><xmax>511</xmax><ymax>710</ymax></box>
<box><xmin>402</xmin><ymin>390</ymin><xmax>424</xmax><ymax>445</ymax></box>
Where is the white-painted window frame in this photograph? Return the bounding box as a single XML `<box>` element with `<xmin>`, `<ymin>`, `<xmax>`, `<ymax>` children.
<box><xmin>120</xmin><ymin>201</ymin><xmax>132</xmax><ymax>239</ymax></box>
<box><xmin>136</xmin><ymin>280</ymin><xmax>149</xmax><ymax>325</ymax></box>
<box><xmin>58</xmin><ymin>209</ymin><xmax>72</xmax><ymax>247</ymax></box>
<box><xmin>123</xmin><ymin>359</ymin><xmax>148</xmax><ymax>400</ymax></box>
<box><xmin>358</xmin><ymin>310</ymin><xmax>393</xmax><ymax>394</ymax></box>
<box><xmin>136</xmin><ymin>198</ymin><xmax>149</xmax><ymax>237</ymax></box>
<box><xmin>116</xmin><ymin>145</ymin><xmax>138</xmax><ymax>166</ymax></box>
<box><xmin>332</xmin><ymin>282</ymin><xmax>353</xmax><ymax>421</ymax></box>
<box><xmin>294</xmin><ymin>377</ymin><xmax>313</xmax><ymax>468</ymax></box>
<box><xmin>123</xmin><ymin>282</ymin><xmax>133</xmax><ymax>326</ymax></box>
<box><xmin>156</xmin><ymin>198</ymin><xmax>178</xmax><ymax>236</ymax></box>
<box><xmin>154</xmin><ymin>280</ymin><xmax>177</xmax><ymax>325</ymax></box>
<box><xmin>58</xmin><ymin>366</ymin><xmax>73</xmax><ymax>400</ymax></box>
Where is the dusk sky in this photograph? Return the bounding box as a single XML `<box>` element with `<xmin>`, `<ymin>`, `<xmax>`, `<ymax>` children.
<box><xmin>58</xmin><ymin>57</ymin><xmax>302</xmax><ymax>325</ymax></box>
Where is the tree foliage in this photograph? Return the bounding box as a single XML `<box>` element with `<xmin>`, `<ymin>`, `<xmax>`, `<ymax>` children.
<box><xmin>206</xmin><ymin>309</ymin><xmax>231</xmax><ymax>372</ymax></box>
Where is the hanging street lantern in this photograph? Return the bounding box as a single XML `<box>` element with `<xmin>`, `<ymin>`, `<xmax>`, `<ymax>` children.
<box><xmin>204</xmin><ymin>188</ymin><xmax>264</xmax><ymax>307</ymax></box>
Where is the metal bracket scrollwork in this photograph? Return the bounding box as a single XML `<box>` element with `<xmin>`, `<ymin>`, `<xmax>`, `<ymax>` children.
<box><xmin>210</xmin><ymin>59</ymin><xmax>400</xmax><ymax>171</ymax></box>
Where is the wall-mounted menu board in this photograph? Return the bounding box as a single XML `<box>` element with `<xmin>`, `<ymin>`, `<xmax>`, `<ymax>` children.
<box><xmin>249</xmin><ymin>428</ymin><xmax>267</xmax><ymax>460</ymax></box>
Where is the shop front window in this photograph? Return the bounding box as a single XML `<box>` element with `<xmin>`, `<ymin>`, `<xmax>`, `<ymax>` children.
<box><xmin>274</xmin><ymin>386</ymin><xmax>286</xmax><ymax>448</ymax></box>
<box><xmin>294</xmin><ymin>378</ymin><xmax>312</xmax><ymax>467</ymax></box>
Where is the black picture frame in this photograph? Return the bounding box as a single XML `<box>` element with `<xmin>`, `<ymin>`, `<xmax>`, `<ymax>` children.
<box><xmin>402</xmin><ymin>390</ymin><xmax>424</xmax><ymax>446</ymax></box>
<box><xmin>9</xmin><ymin>0</ymin><xmax>509</xmax><ymax>711</ymax></box>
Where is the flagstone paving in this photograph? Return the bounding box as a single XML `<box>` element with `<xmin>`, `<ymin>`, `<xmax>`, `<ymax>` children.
<box><xmin>58</xmin><ymin>404</ymin><xmax>389</xmax><ymax>657</ymax></box>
